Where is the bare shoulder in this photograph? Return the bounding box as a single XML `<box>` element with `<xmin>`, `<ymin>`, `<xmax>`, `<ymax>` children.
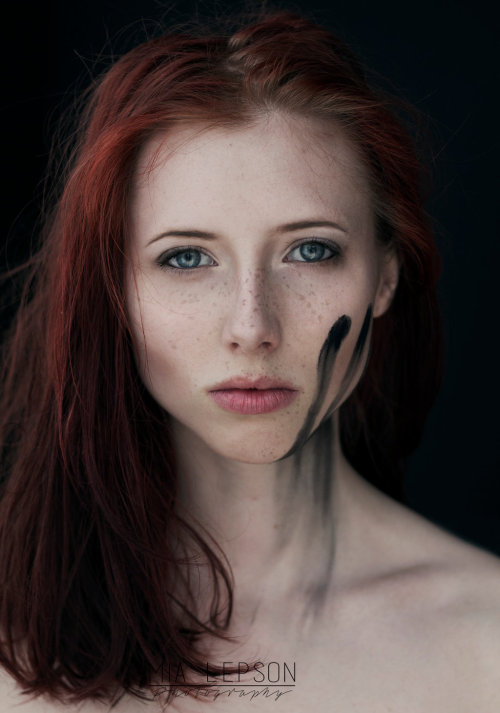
<box><xmin>333</xmin><ymin>472</ymin><xmax>500</xmax><ymax>710</ymax></box>
<box><xmin>427</xmin><ymin>522</ymin><xmax>500</xmax><ymax>698</ymax></box>
<box><xmin>0</xmin><ymin>668</ymin><xmax>85</xmax><ymax>712</ymax></box>
<box><xmin>371</xmin><ymin>479</ymin><xmax>500</xmax><ymax>622</ymax></box>
<box><xmin>0</xmin><ymin>669</ymin><xmax>60</xmax><ymax>712</ymax></box>
<box><xmin>0</xmin><ymin>668</ymin><xmax>151</xmax><ymax>713</ymax></box>
<box><xmin>417</xmin><ymin>527</ymin><xmax>500</xmax><ymax>710</ymax></box>
<box><xmin>375</xmin><ymin>493</ymin><xmax>500</xmax><ymax>708</ymax></box>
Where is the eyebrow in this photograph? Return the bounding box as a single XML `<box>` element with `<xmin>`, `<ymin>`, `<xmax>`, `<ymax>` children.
<box><xmin>146</xmin><ymin>220</ymin><xmax>347</xmax><ymax>246</ymax></box>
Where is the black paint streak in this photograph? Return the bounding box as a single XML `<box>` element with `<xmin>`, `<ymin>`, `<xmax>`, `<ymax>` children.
<box><xmin>322</xmin><ymin>304</ymin><xmax>373</xmax><ymax>422</ymax></box>
<box><xmin>302</xmin><ymin>308</ymin><xmax>372</xmax><ymax>613</ymax></box>
<box><xmin>280</xmin><ymin>315</ymin><xmax>351</xmax><ymax>460</ymax></box>
<box><xmin>310</xmin><ymin>304</ymin><xmax>372</xmax><ymax>522</ymax></box>
<box><xmin>274</xmin><ymin>305</ymin><xmax>375</xmax><ymax>616</ymax></box>
<box><xmin>312</xmin><ymin>417</ymin><xmax>334</xmax><ymax>519</ymax></box>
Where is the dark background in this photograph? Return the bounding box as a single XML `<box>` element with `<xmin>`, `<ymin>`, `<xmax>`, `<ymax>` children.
<box><xmin>2</xmin><ymin>1</ymin><xmax>499</xmax><ymax>552</ymax></box>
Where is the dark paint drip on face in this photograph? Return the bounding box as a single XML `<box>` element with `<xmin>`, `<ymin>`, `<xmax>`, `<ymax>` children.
<box><xmin>322</xmin><ymin>303</ymin><xmax>373</xmax><ymax>422</ymax></box>
<box><xmin>279</xmin><ymin>315</ymin><xmax>351</xmax><ymax>460</ymax></box>
<box><xmin>307</xmin><ymin>304</ymin><xmax>372</xmax><ymax>519</ymax></box>
<box><xmin>304</xmin><ymin>304</ymin><xmax>374</xmax><ymax>611</ymax></box>
<box><xmin>275</xmin><ymin>305</ymin><xmax>374</xmax><ymax>616</ymax></box>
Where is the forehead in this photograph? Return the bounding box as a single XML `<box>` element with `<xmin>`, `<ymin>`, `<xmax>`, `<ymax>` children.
<box><xmin>130</xmin><ymin>113</ymin><xmax>373</xmax><ymax>239</ymax></box>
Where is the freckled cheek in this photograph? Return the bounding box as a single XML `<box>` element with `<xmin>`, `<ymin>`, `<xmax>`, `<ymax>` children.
<box><xmin>130</xmin><ymin>301</ymin><xmax>220</xmax><ymax>398</ymax></box>
<box><xmin>149</xmin><ymin>277</ymin><xmax>228</xmax><ymax>318</ymax></box>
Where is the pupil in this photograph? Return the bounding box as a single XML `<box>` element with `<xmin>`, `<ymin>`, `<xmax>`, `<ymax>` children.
<box><xmin>300</xmin><ymin>243</ymin><xmax>324</xmax><ymax>261</ymax></box>
<box><xmin>178</xmin><ymin>250</ymin><xmax>200</xmax><ymax>268</ymax></box>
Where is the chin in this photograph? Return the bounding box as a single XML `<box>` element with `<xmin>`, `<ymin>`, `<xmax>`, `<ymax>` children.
<box><xmin>171</xmin><ymin>417</ymin><xmax>302</xmax><ymax>465</ymax></box>
<box><xmin>208</xmin><ymin>434</ymin><xmax>293</xmax><ymax>465</ymax></box>
<box><xmin>228</xmin><ymin>452</ymin><xmax>283</xmax><ymax>465</ymax></box>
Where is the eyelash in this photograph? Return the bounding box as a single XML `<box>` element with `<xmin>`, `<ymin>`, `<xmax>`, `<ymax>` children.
<box><xmin>156</xmin><ymin>239</ymin><xmax>342</xmax><ymax>273</ymax></box>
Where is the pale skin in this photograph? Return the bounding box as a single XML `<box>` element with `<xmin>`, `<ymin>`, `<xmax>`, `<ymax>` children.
<box><xmin>3</xmin><ymin>113</ymin><xmax>500</xmax><ymax>712</ymax></box>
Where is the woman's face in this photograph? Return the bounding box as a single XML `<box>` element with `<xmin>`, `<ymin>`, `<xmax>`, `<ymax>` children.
<box><xmin>126</xmin><ymin>114</ymin><xmax>398</xmax><ymax>463</ymax></box>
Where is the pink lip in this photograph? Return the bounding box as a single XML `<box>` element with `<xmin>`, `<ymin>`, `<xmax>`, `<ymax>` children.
<box><xmin>209</xmin><ymin>377</ymin><xmax>299</xmax><ymax>415</ymax></box>
<box><xmin>210</xmin><ymin>376</ymin><xmax>296</xmax><ymax>391</ymax></box>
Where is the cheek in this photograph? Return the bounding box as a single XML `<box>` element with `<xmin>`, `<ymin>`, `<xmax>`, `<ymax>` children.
<box><xmin>150</xmin><ymin>273</ymin><xmax>225</xmax><ymax>319</ymax></box>
<box><xmin>126</xmin><ymin>282</ymin><xmax>203</xmax><ymax>394</ymax></box>
<box><xmin>322</xmin><ymin>303</ymin><xmax>373</xmax><ymax>414</ymax></box>
<box><xmin>135</xmin><ymin>316</ymin><xmax>200</xmax><ymax>387</ymax></box>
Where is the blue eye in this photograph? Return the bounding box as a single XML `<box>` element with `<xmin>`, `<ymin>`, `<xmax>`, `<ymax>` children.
<box><xmin>158</xmin><ymin>248</ymin><xmax>215</xmax><ymax>270</ymax></box>
<box><xmin>286</xmin><ymin>240</ymin><xmax>340</xmax><ymax>263</ymax></box>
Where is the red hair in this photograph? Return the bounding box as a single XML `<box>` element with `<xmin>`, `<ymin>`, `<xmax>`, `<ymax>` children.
<box><xmin>0</xmin><ymin>10</ymin><xmax>443</xmax><ymax>704</ymax></box>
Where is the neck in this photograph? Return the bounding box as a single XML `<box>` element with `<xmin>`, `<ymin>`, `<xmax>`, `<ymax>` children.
<box><xmin>173</xmin><ymin>414</ymin><xmax>355</xmax><ymax>626</ymax></box>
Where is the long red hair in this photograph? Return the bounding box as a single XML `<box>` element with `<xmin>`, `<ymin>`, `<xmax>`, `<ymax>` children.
<box><xmin>0</xmin><ymin>10</ymin><xmax>442</xmax><ymax>704</ymax></box>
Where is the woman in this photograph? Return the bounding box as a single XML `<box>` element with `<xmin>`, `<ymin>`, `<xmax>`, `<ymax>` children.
<box><xmin>1</xmin><ymin>10</ymin><xmax>499</xmax><ymax>712</ymax></box>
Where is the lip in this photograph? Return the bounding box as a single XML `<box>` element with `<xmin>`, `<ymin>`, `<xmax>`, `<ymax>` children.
<box><xmin>210</xmin><ymin>376</ymin><xmax>296</xmax><ymax>391</ymax></box>
<box><xmin>208</xmin><ymin>376</ymin><xmax>299</xmax><ymax>415</ymax></box>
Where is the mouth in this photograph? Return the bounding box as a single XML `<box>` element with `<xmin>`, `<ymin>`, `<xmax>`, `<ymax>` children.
<box><xmin>208</xmin><ymin>377</ymin><xmax>299</xmax><ymax>415</ymax></box>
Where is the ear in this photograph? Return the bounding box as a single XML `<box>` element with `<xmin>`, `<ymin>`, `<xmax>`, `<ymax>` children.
<box><xmin>373</xmin><ymin>249</ymin><xmax>399</xmax><ymax>318</ymax></box>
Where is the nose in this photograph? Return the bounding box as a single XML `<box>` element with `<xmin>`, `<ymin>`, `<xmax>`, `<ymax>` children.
<box><xmin>221</xmin><ymin>270</ymin><xmax>281</xmax><ymax>354</ymax></box>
